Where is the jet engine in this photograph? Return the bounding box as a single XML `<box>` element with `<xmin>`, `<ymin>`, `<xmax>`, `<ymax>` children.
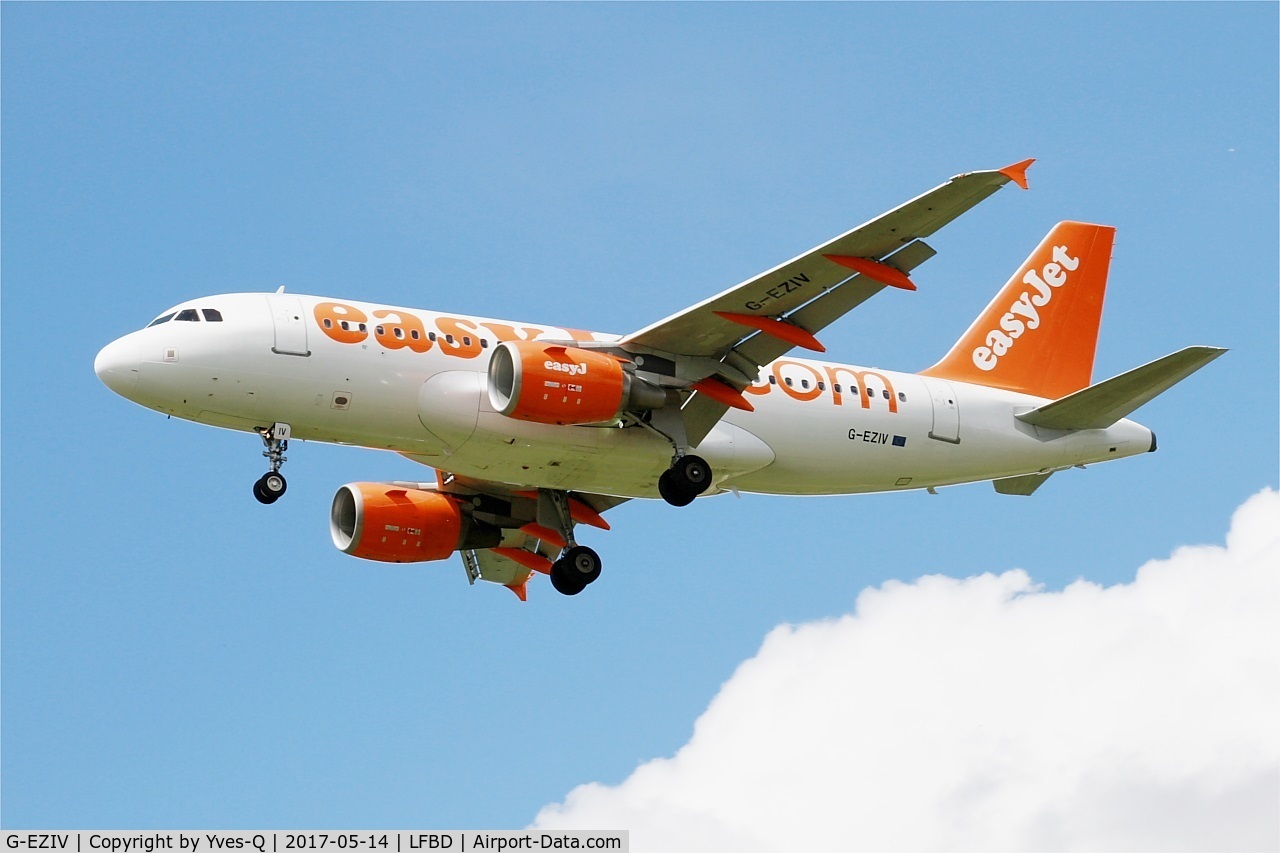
<box><xmin>330</xmin><ymin>482</ymin><xmax>500</xmax><ymax>563</ymax></box>
<box><xmin>487</xmin><ymin>340</ymin><xmax>666</xmax><ymax>425</ymax></box>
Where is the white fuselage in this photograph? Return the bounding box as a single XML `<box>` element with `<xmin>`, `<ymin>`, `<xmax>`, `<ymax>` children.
<box><xmin>94</xmin><ymin>292</ymin><xmax>1154</xmax><ymax>499</ymax></box>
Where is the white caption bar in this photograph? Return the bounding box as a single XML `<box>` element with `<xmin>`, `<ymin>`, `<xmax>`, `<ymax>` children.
<box><xmin>3</xmin><ymin>833</ymin><xmax>627</xmax><ymax>853</ymax></box>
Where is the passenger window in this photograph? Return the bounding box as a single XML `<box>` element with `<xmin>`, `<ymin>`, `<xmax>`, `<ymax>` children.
<box><xmin>768</xmin><ymin>376</ymin><xmax>777</xmax><ymax>385</ymax></box>
<box><xmin>375</xmin><ymin>325</ymin><xmax>385</xmax><ymax>336</ymax></box>
<box><xmin>147</xmin><ymin>313</ymin><xmax>176</xmax><ymax>328</ymax></box>
<box><xmin>201</xmin><ymin>309</ymin><xmax>223</xmax><ymax>322</ymax></box>
<box><xmin>818</xmin><ymin>382</ymin><xmax>825</xmax><ymax>391</ymax></box>
<box><xmin>898</xmin><ymin>392</ymin><xmax>906</xmax><ymax>402</ymax></box>
<box><xmin>833</xmin><ymin>383</ymin><xmax>842</xmax><ymax>393</ymax></box>
<box><xmin>463</xmin><ymin>336</ymin><xmax>472</xmax><ymax>347</ymax></box>
<box><xmin>394</xmin><ymin>328</ymin><xmax>404</xmax><ymax>339</ymax></box>
<box><xmin>428</xmin><ymin>332</ymin><xmax>437</xmax><ymax>342</ymax></box>
<box><xmin>410</xmin><ymin>330</ymin><xmax>421</xmax><ymax>340</ymax></box>
<box><xmin>480</xmin><ymin>339</ymin><xmax>489</xmax><ymax>348</ymax></box>
<box><xmin>800</xmin><ymin>379</ymin><xmax>809</xmax><ymax>389</ymax></box>
<box><xmin>446</xmin><ymin>334</ymin><xmax>455</xmax><ymax>344</ymax></box>
<box><xmin>324</xmin><ymin>318</ymin><xmax>334</xmax><ymax>329</ymax></box>
<box><xmin>784</xmin><ymin>377</ymin><xmax>793</xmax><ymax>387</ymax></box>
<box><xmin>175</xmin><ymin>309</ymin><xmax>200</xmax><ymax>322</ymax></box>
<box><xmin>882</xmin><ymin>389</ymin><xmax>890</xmax><ymax>400</ymax></box>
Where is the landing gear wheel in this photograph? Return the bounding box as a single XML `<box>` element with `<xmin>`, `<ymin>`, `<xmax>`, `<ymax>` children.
<box><xmin>253</xmin><ymin>472</ymin><xmax>287</xmax><ymax>505</ymax></box>
<box><xmin>550</xmin><ymin>545</ymin><xmax>602</xmax><ymax>595</ymax></box>
<box><xmin>550</xmin><ymin>559</ymin><xmax>588</xmax><ymax>596</ymax></box>
<box><xmin>659</xmin><ymin>455</ymin><xmax>712</xmax><ymax>507</ymax></box>
<box><xmin>658</xmin><ymin>469</ymin><xmax>696</xmax><ymax>507</ymax></box>
<box><xmin>672</xmin><ymin>455</ymin><xmax>712</xmax><ymax>494</ymax></box>
<box><xmin>564</xmin><ymin>545</ymin><xmax>602</xmax><ymax>585</ymax></box>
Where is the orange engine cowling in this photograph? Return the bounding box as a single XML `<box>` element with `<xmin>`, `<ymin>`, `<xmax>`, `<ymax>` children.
<box><xmin>329</xmin><ymin>483</ymin><xmax>498</xmax><ymax>563</ymax></box>
<box><xmin>487</xmin><ymin>340</ymin><xmax>666</xmax><ymax>425</ymax></box>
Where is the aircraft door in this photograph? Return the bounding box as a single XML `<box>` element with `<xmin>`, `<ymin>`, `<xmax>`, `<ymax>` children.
<box><xmin>925</xmin><ymin>378</ymin><xmax>960</xmax><ymax>444</ymax></box>
<box><xmin>267</xmin><ymin>294</ymin><xmax>310</xmax><ymax>356</ymax></box>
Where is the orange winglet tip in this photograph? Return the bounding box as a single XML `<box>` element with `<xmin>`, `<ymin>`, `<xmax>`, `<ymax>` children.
<box><xmin>998</xmin><ymin>158</ymin><xmax>1035</xmax><ymax>190</ymax></box>
<box><xmin>567</xmin><ymin>497</ymin><xmax>611</xmax><ymax>531</ymax></box>
<box><xmin>691</xmin><ymin>377</ymin><xmax>755</xmax><ymax>412</ymax></box>
<box><xmin>519</xmin><ymin>522</ymin><xmax>566</xmax><ymax>549</ymax></box>
<box><xmin>713</xmin><ymin>311</ymin><xmax>825</xmax><ymax>353</ymax></box>
<box><xmin>492</xmin><ymin>547</ymin><xmax>554</xmax><ymax>574</ymax></box>
<box><xmin>505</xmin><ymin>579</ymin><xmax>529</xmax><ymax>602</ymax></box>
<box><xmin>823</xmin><ymin>255</ymin><xmax>917</xmax><ymax>291</ymax></box>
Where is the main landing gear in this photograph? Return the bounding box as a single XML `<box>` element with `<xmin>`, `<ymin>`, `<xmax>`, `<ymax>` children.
<box><xmin>634</xmin><ymin>405</ymin><xmax>715</xmax><ymax>508</ymax></box>
<box><xmin>252</xmin><ymin>423</ymin><xmax>290</xmax><ymax>505</ymax></box>
<box><xmin>537</xmin><ymin>490</ymin><xmax>604</xmax><ymax>597</ymax></box>
<box><xmin>658</xmin><ymin>454</ymin><xmax>712</xmax><ymax>507</ymax></box>
<box><xmin>549</xmin><ymin>545</ymin><xmax>602</xmax><ymax>597</ymax></box>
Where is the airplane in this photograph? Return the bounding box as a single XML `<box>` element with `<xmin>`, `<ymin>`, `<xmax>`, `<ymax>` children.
<box><xmin>94</xmin><ymin>160</ymin><xmax>1225</xmax><ymax>600</ymax></box>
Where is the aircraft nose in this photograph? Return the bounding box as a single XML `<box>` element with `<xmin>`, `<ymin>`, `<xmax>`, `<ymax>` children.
<box><xmin>94</xmin><ymin>336</ymin><xmax>142</xmax><ymax>398</ymax></box>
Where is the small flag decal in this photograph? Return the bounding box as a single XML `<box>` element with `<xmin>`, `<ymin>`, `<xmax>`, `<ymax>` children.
<box><xmin>892</xmin><ymin>435</ymin><xmax>907</xmax><ymax>447</ymax></box>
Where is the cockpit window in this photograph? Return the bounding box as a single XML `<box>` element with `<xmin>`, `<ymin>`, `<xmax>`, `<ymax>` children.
<box><xmin>202</xmin><ymin>308</ymin><xmax>223</xmax><ymax>322</ymax></box>
<box><xmin>174</xmin><ymin>309</ymin><xmax>200</xmax><ymax>321</ymax></box>
<box><xmin>147</xmin><ymin>312</ymin><xmax>176</xmax><ymax>327</ymax></box>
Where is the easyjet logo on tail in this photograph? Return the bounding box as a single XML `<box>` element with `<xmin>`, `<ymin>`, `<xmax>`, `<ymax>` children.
<box><xmin>920</xmin><ymin>221</ymin><xmax>1114</xmax><ymax>400</ymax></box>
<box><xmin>972</xmin><ymin>245</ymin><xmax>1079</xmax><ymax>371</ymax></box>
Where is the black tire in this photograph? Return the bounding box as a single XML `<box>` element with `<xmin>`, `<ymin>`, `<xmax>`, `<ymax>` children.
<box><xmin>658</xmin><ymin>469</ymin><xmax>696</xmax><ymax>507</ymax></box>
<box><xmin>550</xmin><ymin>558</ymin><xmax>588</xmax><ymax>596</ymax></box>
<box><xmin>261</xmin><ymin>472</ymin><xmax>287</xmax><ymax>499</ymax></box>
<box><xmin>563</xmin><ymin>545</ymin><xmax>602</xmax><ymax>585</ymax></box>
<box><xmin>254</xmin><ymin>472</ymin><xmax>286</xmax><ymax>505</ymax></box>
<box><xmin>672</xmin><ymin>455</ymin><xmax>712</xmax><ymax>494</ymax></box>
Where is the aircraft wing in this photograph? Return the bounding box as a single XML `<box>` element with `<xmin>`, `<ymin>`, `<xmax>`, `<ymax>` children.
<box><xmin>621</xmin><ymin>160</ymin><xmax>1033</xmax><ymax>445</ymax></box>
<box><xmin>394</xmin><ymin>464</ymin><xmax>628</xmax><ymax>600</ymax></box>
<box><xmin>622</xmin><ymin>159</ymin><xmax>1034</xmax><ymax>360</ymax></box>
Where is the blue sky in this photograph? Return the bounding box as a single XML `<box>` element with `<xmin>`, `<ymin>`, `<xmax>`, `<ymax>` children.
<box><xmin>3</xmin><ymin>2</ymin><xmax>1276</xmax><ymax>833</ymax></box>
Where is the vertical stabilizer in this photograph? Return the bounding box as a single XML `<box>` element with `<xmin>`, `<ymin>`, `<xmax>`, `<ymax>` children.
<box><xmin>921</xmin><ymin>221</ymin><xmax>1115</xmax><ymax>399</ymax></box>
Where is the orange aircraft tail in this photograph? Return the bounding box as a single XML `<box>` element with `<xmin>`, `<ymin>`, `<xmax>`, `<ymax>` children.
<box><xmin>920</xmin><ymin>221</ymin><xmax>1116</xmax><ymax>400</ymax></box>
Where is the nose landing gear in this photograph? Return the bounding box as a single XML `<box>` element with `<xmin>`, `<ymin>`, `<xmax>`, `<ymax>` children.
<box><xmin>253</xmin><ymin>423</ymin><xmax>290</xmax><ymax>505</ymax></box>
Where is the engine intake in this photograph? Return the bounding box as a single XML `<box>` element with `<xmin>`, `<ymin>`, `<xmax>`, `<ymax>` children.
<box><xmin>487</xmin><ymin>340</ymin><xmax>666</xmax><ymax>425</ymax></box>
<box><xmin>330</xmin><ymin>482</ymin><xmax>499</xmax><ymax>563</ymax></box>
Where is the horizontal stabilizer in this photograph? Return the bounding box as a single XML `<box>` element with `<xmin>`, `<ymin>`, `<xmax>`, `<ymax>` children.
<box><xmin>1016</xmin><ymin>346</ymin><xmax>1227</xmax><ymax>431</ymax></box>
<box><xmin>993</xmin><ymin>472</ymin><xmax>1053</xmax><ymax>495</ymax></box>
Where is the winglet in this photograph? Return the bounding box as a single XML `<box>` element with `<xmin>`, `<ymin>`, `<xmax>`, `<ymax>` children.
<box><xmin>998</xmin><ymin>158</ymin><xmax>1035</xmax><ymax>190</ymax></box>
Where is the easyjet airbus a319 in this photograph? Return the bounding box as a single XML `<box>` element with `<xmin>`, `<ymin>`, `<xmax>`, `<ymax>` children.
<box><xmin>95</xmin><ymin>161</ymin><xmax>1224</xmax><ymax>599</ymax></box>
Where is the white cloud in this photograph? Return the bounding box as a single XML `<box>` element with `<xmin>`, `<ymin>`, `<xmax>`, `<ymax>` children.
<box><xmin>532</xmin><ymin>489</ymin><xmax>1280</xmax><ymax>852</ymax></box>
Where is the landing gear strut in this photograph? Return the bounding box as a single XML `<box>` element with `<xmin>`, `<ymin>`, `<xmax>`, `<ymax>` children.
<box><xmin>253</xmin><ymin>423</ymin><xmax>290</xmax><ymax>505</ymax></box>
<box><xmin>538</xmin><ymin>490</ymin><xmax>604</xmax><ymax>596</ymax></box>
<box><xmin>637</xmin><ymin>404</ymin><xmax>715</xmax><ymax>508</ymax></box>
